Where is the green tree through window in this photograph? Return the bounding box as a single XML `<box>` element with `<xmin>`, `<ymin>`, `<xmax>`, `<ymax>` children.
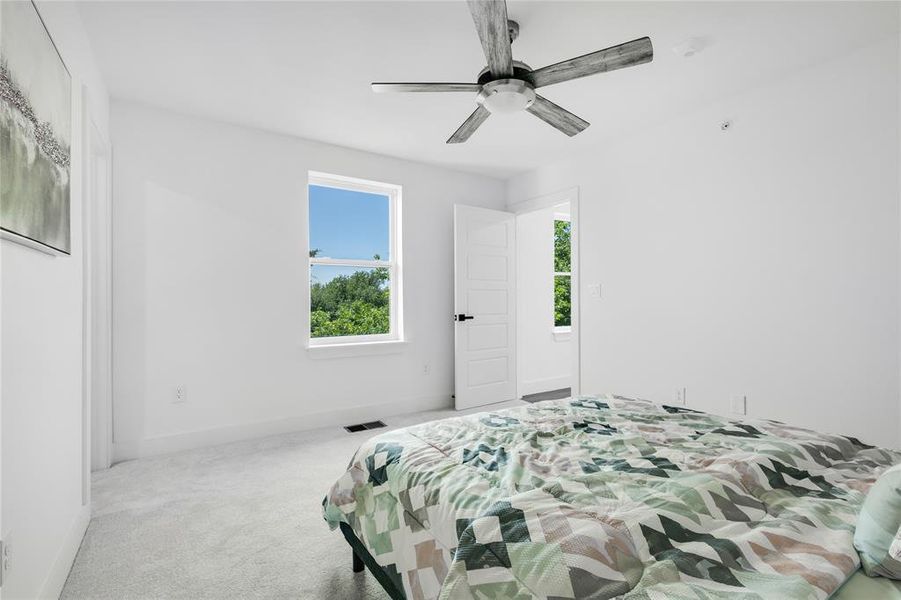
<box><xmin>554</xmin><ymin>220</ymin><xmax>571</xmax><ymax>327</ymax></box>
<box><xmin>310</xmin><ymin>260</ymin><xmax>390</xmax><ymax>337</ymax></box>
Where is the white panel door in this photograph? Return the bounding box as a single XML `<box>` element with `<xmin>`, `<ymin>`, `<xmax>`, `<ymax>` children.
<box><xmin>454</xmin><ymin>205</ymin><xmax>516</xmax><ymax>410</ymax></box>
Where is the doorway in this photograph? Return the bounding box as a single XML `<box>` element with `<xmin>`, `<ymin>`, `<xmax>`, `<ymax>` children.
<box><xmin>452</xmin><ymin>189</ymin><xmax>580</xmax><ymax>410</ymax></box>
<box><xmin>513</xmin><ymin>188</ymin><xmax>580</xmax><ymax>402</ymax></box>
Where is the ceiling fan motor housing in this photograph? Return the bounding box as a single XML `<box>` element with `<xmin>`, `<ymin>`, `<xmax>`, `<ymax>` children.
<box><xmin>476</xmin><ymin>60</ymin><xmax>532</xmax><ymax>86</ymax></box>
<box><xmin>475</xmin><ymin>59</ymin><xmax>536</xmax><ymax>114</ymax></box>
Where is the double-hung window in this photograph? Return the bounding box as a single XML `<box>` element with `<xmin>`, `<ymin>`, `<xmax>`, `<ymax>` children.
<box><xmin>553</xmin><ymin>217</ymin><xmax>571</xmax><ymax>330</ymax></box>
<box><xmin>307</xmin><ymin>172</ymin><xmax>402</xmax><ymax>346</ymax></box>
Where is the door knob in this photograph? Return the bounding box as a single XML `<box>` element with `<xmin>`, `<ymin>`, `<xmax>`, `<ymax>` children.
<box><xmin>455</xmin><ymin>314</ymin><xmax>475</xmax><ymax>322</ymax></box>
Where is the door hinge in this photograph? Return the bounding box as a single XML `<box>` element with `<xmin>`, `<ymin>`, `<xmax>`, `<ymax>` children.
<box><xmin>0</xmin><ymin>538</ymin><xmax>8</xmax><ymax>587</ymax></box>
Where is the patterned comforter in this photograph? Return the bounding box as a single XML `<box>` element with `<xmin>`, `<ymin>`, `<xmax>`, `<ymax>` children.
<box><xmin>322</xmin><ymin>396</ymin><xmax>900</xmax><ymax>599</ymax></box>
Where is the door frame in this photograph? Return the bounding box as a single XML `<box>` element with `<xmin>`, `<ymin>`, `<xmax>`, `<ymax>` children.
<box><xmin>83</xmin><ymin>91</ymin><xmax>113</xmax><ymax>480</ymax></box>
<box><xmin>510</xmin><ymin>187</ymin><xmax>581</xmax><ymax>399</ymax></box>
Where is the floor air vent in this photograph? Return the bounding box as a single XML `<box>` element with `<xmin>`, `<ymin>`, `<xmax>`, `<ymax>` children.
<box><xmin>344</xmin><ymin>420</ymin><xmax>387</xmax><ymax>433</ymax></box>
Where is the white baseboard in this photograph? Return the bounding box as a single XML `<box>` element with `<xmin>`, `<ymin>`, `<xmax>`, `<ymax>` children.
<box><xmin>520</xmin><ymin>375</ymin><xmax>572</xmax><ymax>397</ymax></box>
<box><xmin>38</xmin><ymin>503</ymin><xmax>90</xmax><ymax>599</ymax></box>
<box><xmin>113</xmin><ymin>393</ymin><xmax>453</xmax><ymax>462</ymax></box>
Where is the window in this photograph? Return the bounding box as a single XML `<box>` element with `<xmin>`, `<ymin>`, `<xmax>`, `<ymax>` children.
<box><xmin>554</xmin><ymin>218</ymin><xmax>571</xmax><ymax>329</ymax></box>
<box><xmin>307</xmin><ymin>172</ymin><xmax>402</xmax><ymax>346</ymax></box>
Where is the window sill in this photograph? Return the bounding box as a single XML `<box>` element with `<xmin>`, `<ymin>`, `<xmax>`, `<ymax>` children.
<box><xmin>306</xmin><ymin>339</ymin><xmax>408</xmax><ymax>359</ymax></box>
<box><xmin>553</xmin><ymin>327</ymin><xmax>572</xmax><ymax>342</ymax></box>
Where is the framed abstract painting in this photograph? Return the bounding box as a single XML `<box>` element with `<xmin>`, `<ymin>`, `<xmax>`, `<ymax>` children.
<box><xmin>0</xmin><ymin>0</ymin><xmax>72</xmax><ymax>255</ymax></box>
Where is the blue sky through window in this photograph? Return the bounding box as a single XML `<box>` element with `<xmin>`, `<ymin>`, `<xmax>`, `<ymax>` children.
<box><xmin>309</xmin><ymin>184</ymin><xmax>390</xmax><ymax>284</ymax></box>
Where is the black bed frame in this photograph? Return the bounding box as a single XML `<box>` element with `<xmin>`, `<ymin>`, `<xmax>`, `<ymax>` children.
<box><xmin>339</xmin><ymin>523</ymin><xmax>406</xmax><ymax>600</ymax></box>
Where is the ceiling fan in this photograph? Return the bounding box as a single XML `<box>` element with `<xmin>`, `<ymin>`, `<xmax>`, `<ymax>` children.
<box><xmin>372</xmin><ymin>0</ymin><xmax>653</xmax><ymax>144</ymax></box>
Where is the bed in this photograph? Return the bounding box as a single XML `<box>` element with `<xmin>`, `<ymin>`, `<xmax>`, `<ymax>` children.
<box><xmin>322</xmin><ymin>395</ymin><xmax>901</xmax><ymax>599</ymax></box>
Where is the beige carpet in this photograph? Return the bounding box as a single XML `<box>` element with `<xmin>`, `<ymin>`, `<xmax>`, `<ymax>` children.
<box><xmin>61</xmin><ymin>400</ymin><xmax>525</xmax><ymax>600</ymax></box>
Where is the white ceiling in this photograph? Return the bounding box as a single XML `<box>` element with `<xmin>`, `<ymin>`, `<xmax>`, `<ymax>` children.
<box><xmin>78</xmin><ymin>1</ymin><xmax>899</xmax><ymax>179</ymax></box>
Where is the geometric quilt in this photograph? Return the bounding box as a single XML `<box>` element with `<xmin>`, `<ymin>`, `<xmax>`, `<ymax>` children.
<box><xmin>323</xmin><ymin>395</ymin><xmax>900</xmax><ymax>599</ymax></box>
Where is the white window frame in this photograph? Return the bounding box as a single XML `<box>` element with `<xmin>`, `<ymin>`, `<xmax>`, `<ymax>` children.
<box><xmin>553</xmin><ymin>213</ymin><xmax>572</xmax><ymax>338</ymax></box>
<box><xmin>307</xmin><ymin>171</ymin><xmax>403</xmax><ymax>348</ymax></box>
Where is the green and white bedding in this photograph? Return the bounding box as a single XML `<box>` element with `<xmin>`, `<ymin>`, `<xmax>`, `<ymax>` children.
<box><xmin>322</xmin><ymin>396</ymin><xmax>901</xmax><ymax>599</ymax></box>
<box><xmin>854</xmin><ymin>463</ymin><xmax>901</xmax><ymax>578</ymax></box>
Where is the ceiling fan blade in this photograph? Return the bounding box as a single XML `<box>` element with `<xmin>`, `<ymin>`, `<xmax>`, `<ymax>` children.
<box><xmin>372</xmin><ymin>83</ymin><xmax>482</xmax><ymax>93</ymax></box>
<box><xmin>466</xmin><ymin>0</ymin><xmax>513</xmax><ymax>78</ymax></box>
<box><xmin>526</xmin><ymin>95</ymin><xmax>590</xmax><ymax>137</ymax></box>
<box><xmin>526</xmin><ymin>37</ymin><xmax>653</xmax><ymax>88</ymax></box>
<box><xmin>447</xmin><ymin>105</ymin><xmax>491</xmax><ymax>144</ymax></box>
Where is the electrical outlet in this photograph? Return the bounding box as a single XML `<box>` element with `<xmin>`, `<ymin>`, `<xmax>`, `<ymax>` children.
<box><xmin>731</xmin><ymin>394</ymin><xmax>747</xmax><ymax>415</ymax></box>
<box><xmin>423</xmin><ymin>362</ymin><xmax>431</xmax><ymax>375</ymax></box>
<box><xmin>174</xmin><ymin>386</ymin><xmax>187</xmax><ymax>404</ymax></box>
<box><xmin>675</xmin><ymin>387</ymin><xmax>687</xmax><ymax>405</ymax></box>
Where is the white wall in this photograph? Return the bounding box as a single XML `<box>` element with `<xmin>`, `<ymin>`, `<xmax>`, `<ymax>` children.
<box><xmin>110</xmin><ymin>102</ymin><xmax>506</xmax><ymax>460</ymax></box>
<box><xmin>517</xmin><ymin>205</ymin><xmax>571</xmax><ymax>395</ymax></box>
<box><xmin>508</xmin><ymin>35</ymin><xmax>901</xmax><ymax>449</ymax></box>
<box><xmin>1</xmin><ymin>2</ymin><xmax>110</xmax><ymax>598</ymax></box>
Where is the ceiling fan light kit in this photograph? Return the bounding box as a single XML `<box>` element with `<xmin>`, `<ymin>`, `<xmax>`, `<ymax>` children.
<box><xmin>371</xmin><ymin>0</ymin><xmax>654</xmax><ymax>144</ymax></box>
<box><xmin>478</xmin><ymin>79</ymin><xmax>535</xmax><ymax>114</ymax></box>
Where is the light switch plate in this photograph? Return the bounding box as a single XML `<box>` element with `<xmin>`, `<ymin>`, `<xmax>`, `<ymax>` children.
<box><xmin>174</xmin><ymin>385</ymin><xmax>187</xmax><ymax>404</ymax></box>
<box><xmin>587</xmin><ymin>283</ymin><xmax>601</xmax><ymax>298</ymax></box>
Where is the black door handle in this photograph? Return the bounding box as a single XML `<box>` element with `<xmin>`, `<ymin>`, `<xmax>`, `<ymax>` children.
<box><xmin>455</xmin><ymin>314</ymin><xmax>475</xmax><ymax>322</ymax></box>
